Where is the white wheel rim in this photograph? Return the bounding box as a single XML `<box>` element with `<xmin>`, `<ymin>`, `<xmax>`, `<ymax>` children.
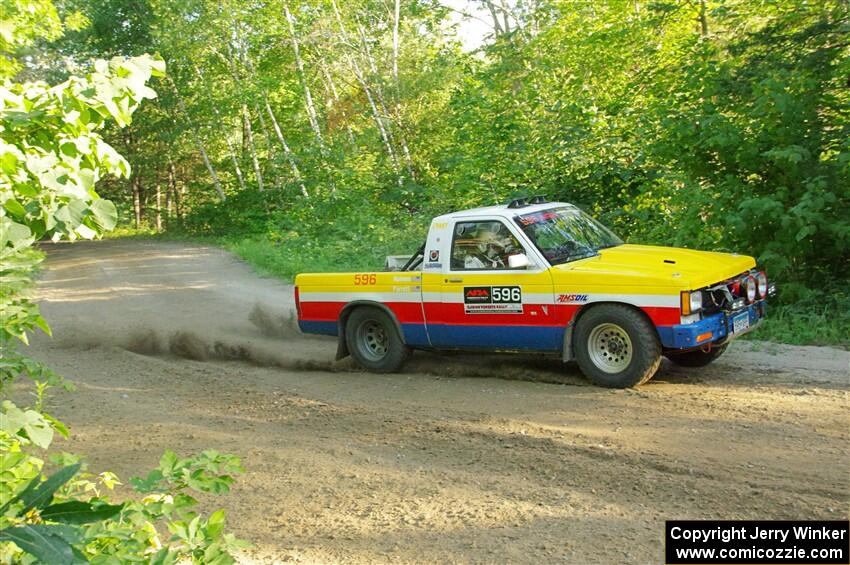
<box><xmin>588</xmin><ymin>323</ymin><xmax>633</xmax><ymax>373</ymax></box>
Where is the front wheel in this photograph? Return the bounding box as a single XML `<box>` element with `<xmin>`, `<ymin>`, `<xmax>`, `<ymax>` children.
<box><xmin>574</xmin><ymin>304</ymin><xmax>662</xmax><ymax>388</ymax></box>
<box><xmin>667</xmin><ymin>344</ymin><xmax>727</xmax><ymax>367</ymax></box>
<box><xmin>345</xmin><ymin>307</ymin><xmax>411</xmax><ymax>372</ymax></box>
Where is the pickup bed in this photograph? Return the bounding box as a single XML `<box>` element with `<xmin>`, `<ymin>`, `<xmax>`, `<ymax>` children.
<box><xmin>295</xmin><ymin>199</ymin><xmax>773</xmax><ymax>387</ymax></box>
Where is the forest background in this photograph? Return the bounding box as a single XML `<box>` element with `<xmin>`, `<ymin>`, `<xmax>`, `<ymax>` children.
<box><xmin>12</xmin><ymin>0</ymin><xmax>850</xmax><ymax>345</ymax></box>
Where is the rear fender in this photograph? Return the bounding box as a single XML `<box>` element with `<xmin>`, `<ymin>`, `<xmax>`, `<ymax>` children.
<box><xmin>336</xmin><ymin>301</ymin><xmax>406</xmax><ymax>360</ymax></box>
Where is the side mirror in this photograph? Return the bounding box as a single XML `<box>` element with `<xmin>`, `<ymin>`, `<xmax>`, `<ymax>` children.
<box><xmin>508</xmin><ymin>253</ymin><xmax>530</xmax><ymax>269</ymax></box>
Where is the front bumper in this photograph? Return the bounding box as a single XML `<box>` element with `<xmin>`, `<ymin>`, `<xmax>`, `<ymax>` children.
<box><xmin>657</xmin><ymin>300</ymin><xmax>767</xmax><ymax>350</ymax></box>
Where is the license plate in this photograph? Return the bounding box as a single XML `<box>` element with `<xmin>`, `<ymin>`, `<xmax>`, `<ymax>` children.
<box><xmin>732</xmin><ymin>312</ymin><xmax>750</xmax><ymax>334</ymax></box>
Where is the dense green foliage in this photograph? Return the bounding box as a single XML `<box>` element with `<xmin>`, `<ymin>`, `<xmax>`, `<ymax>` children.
<box><xmin>16</xmin><ymin>0</ymin><xmax>850</xmax><ymax>346</ymax></box>
<box><xmin>0</xmin><ymin>3</ymin><xmax>246</xmax><ymax>561</ymax></box>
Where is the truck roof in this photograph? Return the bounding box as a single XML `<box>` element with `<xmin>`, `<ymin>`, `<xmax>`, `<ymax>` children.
<box><xmin>432</xmin><ymin>201</ymin><xmax>577</xmax><ymax>223</ymax></box>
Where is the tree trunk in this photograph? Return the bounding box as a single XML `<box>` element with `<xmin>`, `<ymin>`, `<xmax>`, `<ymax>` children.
<box><xmin>499</xmin><ymin>0</ymin><xmax>512</xmax><ymax>34</ymax></box>
<box><xmin>166</xmin><ymin>75</ymin><xmax>225</xmax><ymax>201</ymax></box>
<box><xmin>319</xmin><ymin>61</ymin><xmax>355</xmax><ymax>145</ymax></box>
<box><xmin>242</xmin><ymin>104</ymin><xmax>265</xmax><ymax>191</ymax></box>
<box><xmin>194</xmin><ymin>64</ymin><xmax>246</xmax><ymax>192</ymax></box>
<box><xmin>284</xmin><ymin>1</ymin><xmax>325</xmax><ymax>150</ymax></box>
<box><xmin>165</xmin><ymin>179</ymin><xmax>172</xmax><ymax>225</ymax></box>
<box><xmin>154</xmin><ymin>183</ymin><xmax>162</xmax><ymax>232</ymax></box>
<box><xmin>132</xmin><ymin>174</ymin><xmax>142</xmax><ymax>229</ymax></box>
<box><xmin>392</xmin><ymin>0</ymin><xmax>400</xmax><ymax>85</ymax></box>
<box><xmin>482</xmin><ymin>0</ymin><xmax>505</xmax><ymax>36</ymax></box>
<box><xmin>357</xmin><ymin>15</ymin><xmax>415</xmax><ymax>181</ymax></box>
<box><xmin>265</xmin><ymin>101</ymin><xmax>309</xmax><ymax>197</ymax></box>
<box><xmin>390</xmin><ymin>2</ymin><xmax>416</xmax><ymax>181</ymax></box>
<box><xmin>698</xmin><ymin>0</ymin><xmax>709</xmax><ymax>36</ymax></box>
<box><xmin>167</xmin><ymin>159</ymin><xmax>178</xmax><ymax>220</ymax></box>
<box><xmin>331</xmin><ymin>0</ymin><xmax>403</xmax><ymax>186</ymax></box>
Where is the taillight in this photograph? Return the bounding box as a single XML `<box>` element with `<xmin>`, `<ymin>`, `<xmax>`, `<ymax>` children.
<box><xmin>294</xmin><ymin>286</ymin><xmax>302</xmax><ymax>317</ymax></box>
<box><xmin>756</xmin><ymin>271</ymin><xmax>768</xmax><ymax>298</ymax></box>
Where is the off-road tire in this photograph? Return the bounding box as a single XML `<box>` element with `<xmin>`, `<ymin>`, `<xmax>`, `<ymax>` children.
<box><xmin>667</xmin><ymin>344</ymin><xmax>727</xmax><ymax>367</ymax></box>
<box><xmin>345</xmin><ymin>307</ymin><xmax>411</xmax><ymax>373</ymax></box>
<box><xmin>574</xmin><ymin>304</ymin><xmax>662</xmax><ymax>388</ymax></box>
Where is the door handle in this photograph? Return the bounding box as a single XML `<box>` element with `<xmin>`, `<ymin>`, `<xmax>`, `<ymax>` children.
<box><xmin>446</xmin><ymin>278</ymin><xmax>464</xmax><ymax>283</ymax></box>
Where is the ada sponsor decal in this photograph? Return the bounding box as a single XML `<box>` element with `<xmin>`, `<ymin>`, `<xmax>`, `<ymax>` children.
<box><xmin>424</xmin><ymin>262</ymin><xmax>442</xmax><ymax>269</ymax></box>
<box><xmin>463</xmin><ymin>286</ymin><xmax>523</xmax><ymax>314</ymax></box>
<box><xmin>557</xmin><ymin>293</ymin><xmax>589</xmax><ymax>303</ymax></box>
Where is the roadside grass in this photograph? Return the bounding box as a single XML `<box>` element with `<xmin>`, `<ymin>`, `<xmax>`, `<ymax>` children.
<box><xmin>746</xmin><ymin>300</ymin><xmax>850</xmax><ymax>349</ymax></box>
<box><xmin>224</xmin><ymin>237</ymin><xmax>378</xmax><ymax>281</ymax></box>
<box><xmin>103</xmin><ymin>232</ymin><xmax>850</xmax><ymax>349</ymax></box>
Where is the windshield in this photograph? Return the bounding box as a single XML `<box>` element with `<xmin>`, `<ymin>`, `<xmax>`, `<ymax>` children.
<box><xmin>515</xmin><ymin>207</ymin><xmax>622</xmax><ymax>265</ymax></box>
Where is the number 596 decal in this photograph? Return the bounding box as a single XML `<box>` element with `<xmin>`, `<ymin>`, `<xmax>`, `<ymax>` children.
<box><xmin>463</xmin><ymin>285</ymin><xmax>522</xmax><ymax>314</ymax></box>
<box><xmin>354</xmin><ymin>274</ymin><xmax>377</xmax><ymax>285</ymax></box>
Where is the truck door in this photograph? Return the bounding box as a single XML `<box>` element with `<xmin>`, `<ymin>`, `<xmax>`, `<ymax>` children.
<box><xmin>423</xmin><ymin>218</ymin><xmax>560</xmax><ymax>351</ymax></box>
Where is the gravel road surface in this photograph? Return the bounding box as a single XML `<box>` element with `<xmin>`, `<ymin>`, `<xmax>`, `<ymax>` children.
<box><xmin>26</xmin><ymin>240</ymin><xmax>850</xmax><ymax>564</ymax></box>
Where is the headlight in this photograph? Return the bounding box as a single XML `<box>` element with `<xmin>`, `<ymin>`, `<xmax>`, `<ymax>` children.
<box><xmin>756</xmin><ymin>271</ymin><xmax>768</xmax><ymax>298</ymax></box>
<box><xmin>689</xmin><ymin>291</ymin><xmax>703</xmax><ymax>312</ymax></box>
<box><xmin>680</xmin><ymin>290</ymin><xmax>703</xmax><ymax>315</ymax></box>
<box><xmin>744</xmin><ymin>275</ymin><xmax>757</xmax><ymax>303</ymax></box>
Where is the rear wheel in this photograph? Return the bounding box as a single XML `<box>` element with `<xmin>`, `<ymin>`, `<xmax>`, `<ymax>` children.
<box><xmin>574</xmin><ymin>304</ymin><xmax>662</xmax><ymax>388</ymax></box>
<box><xmin>667</xmin><ymin>344</ymin><xmax>727</xmax><ymax>367</ymax></box>
<box><xmin>345</xmin><ymin>307</ymin><xmax>411</xmax><ymax>372</ymax></box>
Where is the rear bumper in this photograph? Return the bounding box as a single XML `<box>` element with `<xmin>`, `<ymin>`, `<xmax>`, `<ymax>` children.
<box><xmin>657</xmin><ymin>300</ymin><xmax>767</xmax><ymax>350</ymax></box>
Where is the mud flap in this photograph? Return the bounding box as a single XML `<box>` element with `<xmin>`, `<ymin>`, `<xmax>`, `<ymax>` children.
<box><xmin>336</xmin><ymin>322</ymin><xmax>350</xmax><ymax>360</ymax></box>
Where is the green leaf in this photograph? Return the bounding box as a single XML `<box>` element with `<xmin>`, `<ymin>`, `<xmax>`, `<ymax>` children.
<box><xmin>0</xmin><ymin>400</ymin><xmax>54</xmax><ymax>448</ymax></box>
<box><xmin>0</xmin><ymin>525</ymin><xmax>75</xmax><ymax>565</ymax></box>
<box><xmin>15</xmin><ymin>463</ymin><xmax>82</xmax><ymax>513</ymax></box>
<box><xmin>0</xmin><ymin>218</ymin><xmax>32</xmax><ymax>248</ymax></box>
<box><xmin>43</xmin><ymin>412</ymin><xmax>69</xmax><ymax>438</ymax></box>
<box><xmin>3</xmin><ymin>199</ymin><xmax>26</xmax><ymax>217</ymax></box>
<box><xmin>41</xmin><ymin>500</ymin><xmax>124</xmax><ymax>524</ymax></box>
<box><xmin>89</xmin><ymin>199</ymin><xmax>117</xmax><ymax>231</ymax></box>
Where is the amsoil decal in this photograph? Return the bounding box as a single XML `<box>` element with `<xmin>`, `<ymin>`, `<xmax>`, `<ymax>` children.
<box><xmin>464</xmin><ymin>286</ymin><xmax>523</xmax><ymax>314</ymax></box>
<box><xmin>557</xmin><ymin>293</ymin><xmax>589</xmax><ymax>303</ymax></box>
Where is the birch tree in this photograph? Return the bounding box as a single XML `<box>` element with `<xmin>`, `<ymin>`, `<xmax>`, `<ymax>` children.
<box><xmin>166</xmin><ymin>75</ymin><xmax>225</xmax><ymax>201</ymax></box>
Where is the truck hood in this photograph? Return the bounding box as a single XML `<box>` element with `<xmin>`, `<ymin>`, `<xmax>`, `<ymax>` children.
<box><xmin>552</xmin><ymin>244</ymin><xmax>756</xmax><ymax>290</ymax></box>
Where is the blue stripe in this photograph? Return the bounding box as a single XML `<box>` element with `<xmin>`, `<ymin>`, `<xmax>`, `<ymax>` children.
<box><xmin>426</xmin><ymin>324</ymin><xmax>563</xmax><ymax>351</ymax></box>
<box><xmin>401</xmin><ymin>323</ymin><xmax>431</xmax><ymax>347</ymax></box>
<box><xmin>298</xmin><ymin>320</ymin><xmax>338</xmax><ymax>336</ymax></box>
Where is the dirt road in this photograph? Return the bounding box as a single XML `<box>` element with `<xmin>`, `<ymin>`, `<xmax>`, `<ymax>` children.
<box><xmin>25</xmin><ymin>240</ymin><xmax>850</xmax><ymax>564</ymax></box>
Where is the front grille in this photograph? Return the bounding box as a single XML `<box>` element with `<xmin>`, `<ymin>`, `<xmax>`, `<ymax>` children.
<box><xmin>702</xmin><ymin>272</ymin><xmax>750</xmax><ymax>314</ymax></box>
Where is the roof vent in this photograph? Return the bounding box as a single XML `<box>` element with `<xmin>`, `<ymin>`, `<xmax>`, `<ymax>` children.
<box><xmin>529</xmin><ymin>195</ymin><xmax>547</xmax><ymax>204</ymax></box>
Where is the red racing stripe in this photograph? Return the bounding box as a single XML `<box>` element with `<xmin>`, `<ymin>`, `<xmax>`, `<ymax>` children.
<box><xmin>640</xmin><ymin>306</ymin><xmax>680</xmax><ymax>326</ymax></box>
<box><xmin>299</xmin><ymin>301</ymin><xmax>425</xmax><ymax>324</ymax></box>
<box><xmin>301</xmin><ymin>300</ymin><xmax>680</xmax><ymax>329</ymax></box>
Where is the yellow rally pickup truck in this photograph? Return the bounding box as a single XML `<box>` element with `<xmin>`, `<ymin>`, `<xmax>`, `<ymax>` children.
<box><xmin>295</xmin><ymin>197</ymin><xmax>774</xmax><ymax>387</ymax></box>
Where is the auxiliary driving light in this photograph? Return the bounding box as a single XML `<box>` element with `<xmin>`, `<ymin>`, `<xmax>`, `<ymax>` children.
<box><xmin>744</xmin><ymin>275</ymin><xmax>757</xmax><ymax>303</ymax></box>
<box><xmin>756</xmin><ymin>271</ymin><xmax>768</xmax><ymax>298</ymax></box>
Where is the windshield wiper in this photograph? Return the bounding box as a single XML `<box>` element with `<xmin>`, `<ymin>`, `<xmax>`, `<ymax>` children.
<box><xmin>549</xmin><ymin>244</ymin><xmax>597</xmax><ymax>265</ymax></box>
